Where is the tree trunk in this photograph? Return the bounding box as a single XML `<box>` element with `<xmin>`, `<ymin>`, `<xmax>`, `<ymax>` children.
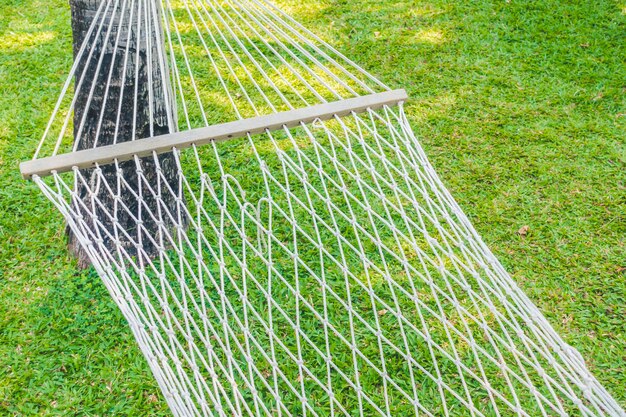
<box><xmin>68</xmin><ymin>0</ymin><xmax>180</xmax><ymax>268</ymax></box>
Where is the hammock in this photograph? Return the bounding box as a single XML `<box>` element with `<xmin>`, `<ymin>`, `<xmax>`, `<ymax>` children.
<box><xmin>21</xmin><ymin>0</ymin><xmax>625</xmax><ymax>416</ymax></box>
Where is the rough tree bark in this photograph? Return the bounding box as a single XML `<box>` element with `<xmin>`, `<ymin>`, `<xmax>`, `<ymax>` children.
<box><xmin>68</xmin><ymin>0</ymin><xmax>180</xmax><ymax>268</ymax></box>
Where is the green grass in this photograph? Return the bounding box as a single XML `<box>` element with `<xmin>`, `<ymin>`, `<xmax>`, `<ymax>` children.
<box><xmin>1</xmin><ymin>0</ymin><xmax>624</xmax><ymax>415</ymax></box>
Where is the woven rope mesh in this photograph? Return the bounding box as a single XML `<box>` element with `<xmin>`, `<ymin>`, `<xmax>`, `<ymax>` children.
<box><xmin>29</xmin><ymin>0</ymin><xmax>624</xmax><ymax>416</ymax></box>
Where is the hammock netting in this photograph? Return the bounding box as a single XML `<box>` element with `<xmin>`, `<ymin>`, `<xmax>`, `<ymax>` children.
<box><xmin>26</xmin><ymin>0</ymin><xmax>625</xmax><ymax>416</ymax></box>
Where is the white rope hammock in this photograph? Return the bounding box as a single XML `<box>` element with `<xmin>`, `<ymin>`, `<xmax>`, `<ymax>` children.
<box><xmin>23</xmin><ymin>0</ymin><xmax>625</xmax><ymax>416</ymax></box>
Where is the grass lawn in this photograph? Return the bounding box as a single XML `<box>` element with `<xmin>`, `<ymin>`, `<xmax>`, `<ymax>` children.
<box><xmin>1</xmin><ymin>0</ymin><xmax>624</xmax><ymax>415</ymax></box>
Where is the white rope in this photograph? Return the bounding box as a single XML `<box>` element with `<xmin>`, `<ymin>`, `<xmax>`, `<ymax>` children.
<box><xmin>29</xmin><ymin>1</ymin><xmax>625</xmax><ymax>417</ymax></box>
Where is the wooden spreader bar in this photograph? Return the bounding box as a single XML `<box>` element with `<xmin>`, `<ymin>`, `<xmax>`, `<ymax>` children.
<box><xmin>20</xmin><ymin>89</ymin><xmax>407</xmax><ymax>179</ymax></box>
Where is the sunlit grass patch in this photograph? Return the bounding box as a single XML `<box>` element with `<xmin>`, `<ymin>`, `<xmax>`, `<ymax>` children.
<box><xmin>0</xmin><ymin>31</ymin><xmax>56</xmax><ymax>52</ymax></box>
<box><xmin>414</xmin><ymin>28</ymin><xmax>446</xmax><ymax>45</ymax></box>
